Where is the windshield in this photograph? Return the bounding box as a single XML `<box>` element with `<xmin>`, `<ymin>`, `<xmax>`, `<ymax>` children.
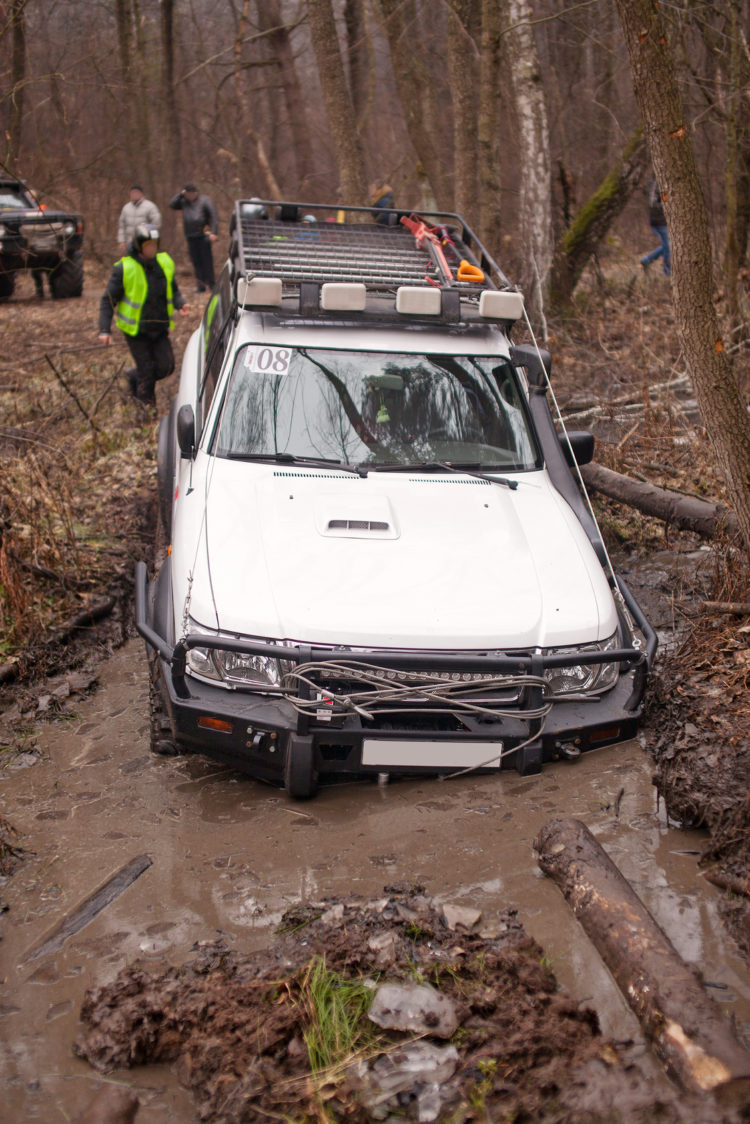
<box><xmin>212</xmin><ymin>346</ymin><xmax>540</xmax><ymax>470</ymax></box>
<box><xmin>0</xmin><ymin>189</ymin><xmax>33</xmax><ymax>210</ymax></box>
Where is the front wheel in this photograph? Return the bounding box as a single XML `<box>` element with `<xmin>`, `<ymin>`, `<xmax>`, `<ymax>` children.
<box><xmin>49</xmin><ymin>251</ymin><xmax>83</xmax><ymax>299</ymax></box>
<box><xmin>149</xmin><ymin>655</ymin><xmax>181</xmax><ymax>757</ymax></box>
<box><xmin>284</xmin><ymin>735</ymin><xmax>318</xmax><ymax>799</ymax></box>
<box><xmin>0</xmin><ymin>270</ymin><xmax>16</xmax><ymax>301</ymax></box>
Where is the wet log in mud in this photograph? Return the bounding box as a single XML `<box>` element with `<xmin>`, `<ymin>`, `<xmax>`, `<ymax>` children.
<box><xmin>581</xmin><ymin>461</ymin><xmax>737</xmax><ymax>539</ymax></box>
<box><xmin>536</xmin><ymin>818</ymin><xmax>750</xmax><ymax>1100</ymax></box>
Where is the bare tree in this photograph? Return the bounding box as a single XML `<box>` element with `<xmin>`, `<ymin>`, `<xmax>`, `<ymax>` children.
<box><xmin>233</xmin><ymin>0</ymin><xmax>281</xmax><ymax>198</ymax></box>
<box><xmin>306</xmin><ymin>0</ymin><xmax>368</xmax><ymax>204</ymax></box>
<box><xmin>344</xmin><ymin>0</ymin><xmax>371</xmax><ymax>132</ymax></box>
<box><xmin>550</xmin><ymin>130</ymin><xmax>648</xmax><ymax>308</ymax></box>
<box><xmin>160</xmin><ymin>0</ymin><xmax>181</xmax><ymax>175</ymax></box>
<box><xmin>504</xmin><ymin>0</ymin><xmax>552</xmax><ymax>333</ymax></box>
<box><xmin>477</xmin><ymin>0</ymin><xmax>503</xmax><ymax>260</ymax></box>
<box><xmin>375</xmin><ymin>0</ymin><xmax>450</xmax><ymax>208</ymax></box>
<box><xmin>4</xmin><ymin>0</ymin><xmax>27</xmax><ymax>165</ymax></box>
<box><xmin>257</xmin><ymin>0</ymin><xmax>315</xmax><ymax>195</ymax></box>
<box><xmin>445</xmin><ymin>0</ymin><xmax>479</xmax><ymax>226</ymax></box>
<box><xmin>616</xmin><ymin>0</ymin><xmax>750</xmax><ymax>554</ymax></box>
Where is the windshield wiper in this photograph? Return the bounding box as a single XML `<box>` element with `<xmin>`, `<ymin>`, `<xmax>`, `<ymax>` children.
<box><xmin>369</xmin><ymin>461</ymin><xmax>518</xmax><ymax>490</ymax></box>
<box><xmin>225</xmin><ymin>452</ymin><xmax>361</xmax><ymax>474</ymax></box>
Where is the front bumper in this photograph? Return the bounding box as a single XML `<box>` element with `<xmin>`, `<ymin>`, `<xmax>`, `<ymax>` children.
<box><xmin>135</xmin><ymin>561</ymin><xmax>656</xmax><ymax>782</ymax></box>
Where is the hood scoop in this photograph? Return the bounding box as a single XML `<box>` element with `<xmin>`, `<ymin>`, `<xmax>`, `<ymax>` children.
<box><xmin>315</xmin><ymin>494</ymin><xmax>399</xmax><ymax>539</ymax></box>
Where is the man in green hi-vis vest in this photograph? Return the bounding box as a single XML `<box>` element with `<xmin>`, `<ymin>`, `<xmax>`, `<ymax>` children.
<box><xmin>98</xmin><ymin>224</ymin><xmax>190</xmax><ymax>406</ymax></box>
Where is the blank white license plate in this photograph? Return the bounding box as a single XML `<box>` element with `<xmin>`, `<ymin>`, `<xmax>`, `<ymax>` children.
<box><xmin>361</xmin><ymin>739</ymin><xmax>502</xmax><ymax>769</ymax></box>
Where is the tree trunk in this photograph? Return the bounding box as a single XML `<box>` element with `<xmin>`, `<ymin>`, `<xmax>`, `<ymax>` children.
<box><xmin>477</xmin><ymin>0</ymin><xmax>503</xmax><ymax>261</ymax></box>
<box><xmin>160</xmin><ymin>0</ymin><xmax>181</xmax><ymax>179</ymax></box>
<box><xmin>257</xmin><ymin>0</ymin><xmax>315</xmax><ymax>195</ymax></box>
<box><xmin>131</xmin><ymin>0</ymin><xmax>154</xmax><ymax>190</ymax></box>
<box><xmin>344</xmin><ymin>0</ymin><xmax>371</xmax><ymax>134</ymax></box>
<box><xmin>616</xmin><ymin>0</ymin><xmax>750</xmax><ymax>557</ymax></box>
<box><xmin>446</xmin><ymin>0</ymin><xmax>479</xmax><ymax>227</ymax></box>
<box><xmin>537</xmin><ymin>818</ymin><xmax>750</xmax><ymax>1097</ymax></box>
<box><xmin>550</xmin><ymin>131</ymin><xmax>648</xmax><ymax>308</ymax></box>
<box><xmin>723</xmin><ymin>5</ymin><xmax>741</xmax><ymax>327</ymax></box>
<box><xmin>7</xmin><ymin>0</ymin><xmax>26</xmax><ymax>165</ymax></box>
<box><xmin>306</xmin><ymin>0</ymin><xmax>368</xmax><ymax>205</ymax></box>
<box><xmin>376</xmin><ymin>0</ymin><xmax>450</xmax><ymax>209</ymax></box>
<box><xmin>233</xmin><ymin>0</ymin><xmax>281</xmax><ymax>199</ymax></box>
<box><xmin>504</xmin><ymin>0</ymin><xmax>552</xmax><ymax>335</ymax></box>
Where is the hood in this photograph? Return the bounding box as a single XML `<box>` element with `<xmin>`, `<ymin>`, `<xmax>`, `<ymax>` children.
<box><xmin>187</xmin><ymin>463</ymin><xmax>616</xmax><ymax>650</ymax></box>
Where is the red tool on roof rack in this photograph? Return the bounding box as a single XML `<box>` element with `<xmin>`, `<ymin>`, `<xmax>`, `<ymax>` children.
<box><xmin>400</xmin><ymin>212</ymin><xmax>454</xmax><ymax>284</ymax></box>
<box><xmin>400</xmin><ymin>213</ymin><xmax>486</xmax><ymax>287</ymax></box>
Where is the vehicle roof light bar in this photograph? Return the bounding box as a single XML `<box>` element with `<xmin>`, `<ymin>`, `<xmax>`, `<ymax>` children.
<box><xmin>237</xmin><ymin>276</ymin><xmax>282</xmax><ymax>307</ymax></box>
<box><xmin>396</xmin><ymin>286</ymin><xmax>442</xmax><ymax>315</ymax></box>
<box><xmin>321</xmin><ymin>282</ymin><xmax>367</xmax><ymax>311</ymax></box>
<box><xmin>479</xmin><ymin>290</ymin><xmax>524</xmax><ymax>321</ymax></box>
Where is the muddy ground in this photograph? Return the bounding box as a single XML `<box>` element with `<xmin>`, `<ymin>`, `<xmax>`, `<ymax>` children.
<box><xmin>2</xmin><ymin>253</ymin><xmax>750</xmax><ymax>1122</ymax></box>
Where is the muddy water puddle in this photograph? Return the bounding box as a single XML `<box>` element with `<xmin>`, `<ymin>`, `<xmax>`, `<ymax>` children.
<box><xmin>2</xmin><ymin>639</ymin><xmax>750</xmax><ymax>1121</ymax></box>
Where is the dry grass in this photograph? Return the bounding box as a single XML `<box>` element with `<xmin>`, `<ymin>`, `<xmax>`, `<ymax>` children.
<box><xmin>0</xmin><ymin>264</ymin><xmax>200</xmax><ymax>664</ymax></box>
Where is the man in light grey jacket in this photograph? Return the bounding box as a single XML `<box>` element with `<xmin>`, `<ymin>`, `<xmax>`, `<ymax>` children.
<box><xmin>117</xmin><ymin>185</ymin><xmax>161</xmax><ymax>252</ymax></box>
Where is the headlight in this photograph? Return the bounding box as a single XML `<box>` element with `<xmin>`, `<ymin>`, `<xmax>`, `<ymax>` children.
<box><xmin>543</xmin><ymin>633</ymin><xmax>620</xmax><ymax>697</ymax></box>
<box><xmin>185</xmin><ymin>645</ymin><xmax>288</xmax><ymax>688</ymax></box>
<box><xmin>215</xmin><ymin>650</ymin><xmax>283</xmax><ymax>686</ymax></box>
<box><xmin>63</xmin><ymin>222</ymin><xmax>76</xmax><ymax>236</ymax></box>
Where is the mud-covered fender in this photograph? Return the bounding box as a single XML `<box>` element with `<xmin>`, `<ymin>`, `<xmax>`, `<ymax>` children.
<box><xmin>156</xmin><ymin>401</ymin><xmax>177</xmax><ymax>536</ymax></box>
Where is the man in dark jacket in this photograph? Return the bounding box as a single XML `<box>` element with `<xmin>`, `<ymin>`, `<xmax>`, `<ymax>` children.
<box><xmin>98</xmin><ymin>225</ymin><xmax>189</xmax><ymax>406</ymax></box>
<box><xmin>169</xmin><ymin>183</ymin><xmax>218</xmax><ymax>293</ymax></box>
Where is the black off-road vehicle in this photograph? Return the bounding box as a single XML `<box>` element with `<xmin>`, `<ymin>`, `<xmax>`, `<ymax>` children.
<box><xmin>0</xmin><ymin>178</ymin><xmax>84</xmax><ymax>300</ymax></box>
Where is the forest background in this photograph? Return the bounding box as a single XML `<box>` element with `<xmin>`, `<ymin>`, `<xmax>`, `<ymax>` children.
<box><xmin>3</xmin><ymin>0</ymin><xmax>745</xmax><ymax>314</ymax></box>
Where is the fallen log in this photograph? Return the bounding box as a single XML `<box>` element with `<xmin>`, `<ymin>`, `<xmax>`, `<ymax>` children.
<box><xmin>703</xmin><ymin>869</ymin><xmax>750</xmax><ymax>898</ymax></box>
<box><xmin>580</xmin><ymin>461</ymin><xmax>737</xmax><ymax>539</ymax></box>
<box><xmin>536</xmin><ymin>818</ymin><xmax>750</xmax><ymax>1099</ymax></box>
<box><xmin>702</xmin><ymin>600</ymin><xmax>750</xmax><ymax>616</ymax></box>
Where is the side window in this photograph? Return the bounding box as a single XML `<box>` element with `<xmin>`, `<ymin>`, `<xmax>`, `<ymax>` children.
<box><xmin>200</xmin><ymin>265</ymin><xmax>232</xmax><ymax>413</ymax></box>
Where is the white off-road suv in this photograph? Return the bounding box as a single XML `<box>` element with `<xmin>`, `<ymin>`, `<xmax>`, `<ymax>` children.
<box><xmin>136</xmin><ymin>200</ymin><xmax>655</xmax><ymax>798</ymax></box>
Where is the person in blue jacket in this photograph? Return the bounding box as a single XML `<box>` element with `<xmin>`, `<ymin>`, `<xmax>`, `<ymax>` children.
<box><xmin>641</xmin><ymin>181</ymin><xmax>671</xmax><ymax>276</ymax></box>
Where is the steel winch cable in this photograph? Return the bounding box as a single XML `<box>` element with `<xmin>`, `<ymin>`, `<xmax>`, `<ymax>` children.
<box><xmin>279</xmin><ymin>659</ymin><xmax>553</xmax><ymax>723</ymax></box>
<box><xmin>521</xmin><ymin>307</ymin><xmax>621</xmax><ymax>595</ymax></box>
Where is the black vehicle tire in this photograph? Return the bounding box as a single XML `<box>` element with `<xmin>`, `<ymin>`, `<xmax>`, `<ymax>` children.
<box><xmin>149</xmin><ymin>655</ymin><xmax>181</xmax><ymax>757</ymax></box>
<box><xmin>49</xmin><ymin>251</ymin><xmax>83</xmax><ymax>299</ymax></box>
<box><xmin>0</xmin><ymin>270</ymin><xmax>16</xmax><ymax>301</ymax></box>
<box><xmin>284</xmin><ymin>735</ymin><xmax>318</xmax><ymax>799</ymax></box>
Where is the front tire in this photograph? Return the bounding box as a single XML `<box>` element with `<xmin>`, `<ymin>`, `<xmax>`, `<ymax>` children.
<box><xmin>49</xmin><ymin>251</ymin><xmax>83</xmax><ymax>299</ymax></box>
<box><xmin>284</xmin><ymin>735</ymin><xmax>318</xmax><ymax>799</ymax></box>
<box><xmin>149</xmin><ymin>655</ymin><xmax>181</xmax><ymax>756</ymax></box>
<box><xmin>0</xmin><ymin>270</ymin><xmax>16</xmax><ymax>300</ymax></box>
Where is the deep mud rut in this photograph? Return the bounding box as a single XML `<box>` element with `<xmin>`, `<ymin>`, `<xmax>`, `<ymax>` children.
<box><xmin>3</xmin><ymin>630</ymin><xmax>750</xmax><ymax>1120</ymax></box>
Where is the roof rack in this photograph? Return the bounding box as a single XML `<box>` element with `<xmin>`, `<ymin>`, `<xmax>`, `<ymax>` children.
<box><xmin>229</xmin><ymin>200</ymin><xmax>513</xmax><ymax>296</ymax></box>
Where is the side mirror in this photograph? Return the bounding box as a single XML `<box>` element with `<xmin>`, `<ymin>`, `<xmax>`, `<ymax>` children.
<box><xmin>559</xmin><ymin>429</ymin><xmax>595</xmax><ymax>467</ymax></box>
<box><xmin>176</xmin><ymin>404</ymin><xmax>196</xmax><ymax>459</ymax></box>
